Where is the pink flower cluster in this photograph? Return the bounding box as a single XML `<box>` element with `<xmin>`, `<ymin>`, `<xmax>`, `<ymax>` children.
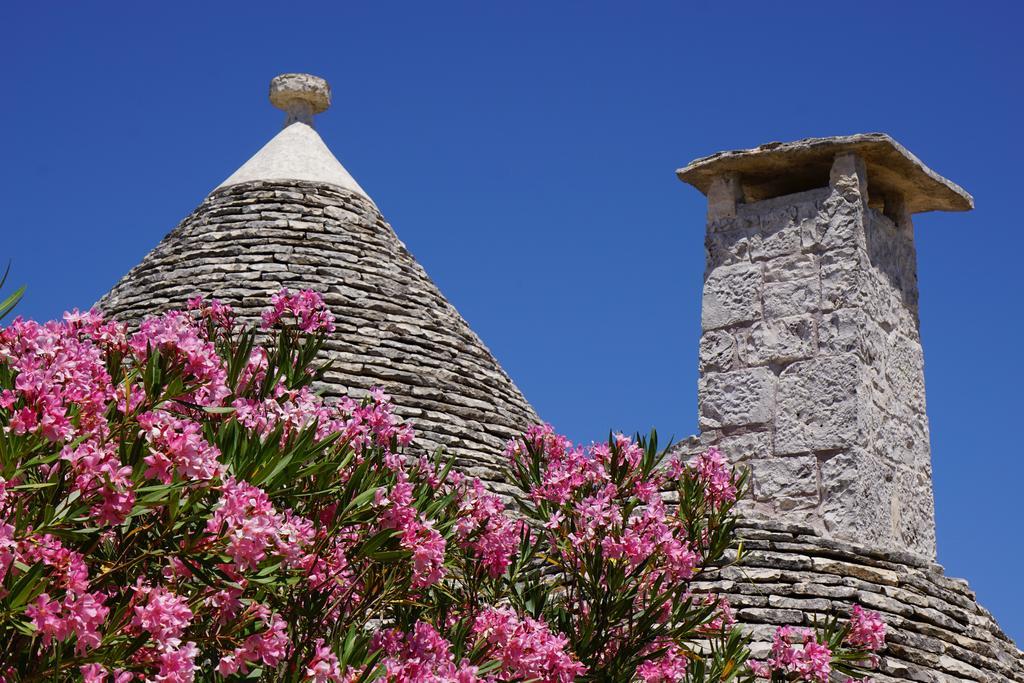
<box><xmin>370</xmin><ymin>611</ymin><xmax>585</xmax><ymax>683</ymax></box>
<box><xmin>139</xmin><ymin>410</ymin><xmax>224</xmax><ymax>484</ymax></box>
<box><xmin>207</xmin><ymin>477</ymin><xmax>315</xmax><ymax>571</ymax></box>
<box><xmin>21</xmin><ymin>535</ymin><xmax>109</xmax><ymax>655</ymax></box>
<box><xmin>0</xmin><ymin>290</ymin><xmax>440</xmax><ymax>679</ymax></box>
<box><xmin>749</xmin><ymin>626</ymin><xmax>832</xmax><ymax>681</ymax></box>
<box><xmin>187</xmin><ymin>295</ymin><xmax>235</xmax><ymax>329</ymax></box>
<box><xmin>689</xmin><ymin>446</ymin><xmax>737</xmax><ymax>507</ymax></box>
<box><xmin>847</xmin><ymin>604</ymin><xmax>886</xmax><ymax>652</ymax></box>
<box><xmin>472</xmin><ymin>607</ymin><xmax>587</xmax><ymax>682</ymax></box>
<box><xmin>636</xmin><ymin>645</ymin><xmax>689</xmax><ymax>682</ymax></box>
<box><xmin>129</xmin><ymin>584</ymin><xmax>199</xmax><ymax>682</ymax></box>
<box><xmin>128</xmin><ymin>310</ymin><xmax>230</xmax><ymax>406</ymax></box>
<box><xmin>217</xmin><ymin>610</ymin><xmax>290</xmax><ymax>676</ymax></box>
<box><xmin>305</xmin><ymin>638</ymin><xmax>352</xmax><ymax>683</ymax></box>
<box><xmin>26</xmin><ymin>591</ymin><xmax>109</xmax><ymax>654</ymax></box>
<box><xmin>454</xmin><ymin>479</ymin><xmax>522</xmax><ymax>578</ymax></box>
<box><xmin>373</xmin><ymin>621</ymin><xmax>480</xmax><ymax>682</ymax></box>
<box><xmin>507</xmin><ymin>426</ymin><xmax>723</xmax><ymax>585</ymax></box>
<box><xmin>0</xmin><ymin>316</ymin><xmax>115</xmax><ymax>442</ymax></box>
<box><xmin>60</xmin><ymin>439</ymin><xmax>135</xmax><ymax>525</ymax></box>
<box><xmin>375</xmin><ymin>473</ymin><xmax>447</xmax><ymax>588</ymax></box>
<box><xmin>261</xmin><ymin>288</ymin><xmax>336</xmax><ymax>333</ymax></box>
<box><xmin>750</xmin><ymin>608</ymin><xmax>885</xmax><ymax>682</ymax></box>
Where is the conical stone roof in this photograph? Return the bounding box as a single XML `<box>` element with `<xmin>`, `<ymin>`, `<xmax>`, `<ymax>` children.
<box><xmin>98</xmin><ymin>74</ymin><xmax>538</xmax><ymax>491</ymax></box>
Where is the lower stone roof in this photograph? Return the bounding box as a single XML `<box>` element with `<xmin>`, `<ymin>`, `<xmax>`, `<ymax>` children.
<box><xmin>695</xmin><ymin>518</ymin><xmax>1024</xmax><ymax>681</ymax></box>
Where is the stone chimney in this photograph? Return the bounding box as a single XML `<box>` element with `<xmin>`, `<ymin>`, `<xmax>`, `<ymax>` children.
<box><xmin>677</xmin><ymin>134</ymin><xmax>972</xmax><ymax>559</ymax></box>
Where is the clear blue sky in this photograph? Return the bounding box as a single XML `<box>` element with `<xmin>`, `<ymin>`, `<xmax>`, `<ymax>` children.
<box><xmin>3</xmin><ymin>1</ymin><xmax>1021</xmax><ymax>644</ymax></box>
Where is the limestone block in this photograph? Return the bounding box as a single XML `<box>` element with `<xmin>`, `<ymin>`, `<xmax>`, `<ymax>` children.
<box><xmin>774</xmin><ymin>354</ymin><xmax>864</xmax><ymax>454</ymax></box>
<box><xmin>819</xmin><ymin>449</ymin><xmax>893</xmax><ymax>549</ymax></box>
<box><xmin>819</xmin><ymin>308</ymin><xmax>865</xmax><ymax>355</ymax></box>
<box><xmin>859</xmin><ymin>269</ymin><xmax>910</xmax><ymax>331</ymax></box>
<box><xmin>763</xmin><ymin>277</ymin><xmax>819</xmax><ymax>319</ymax></box>
<box><xmin>819</xmin><ymin>308</ymin><xmax>886</xmax><ymax>375</ymax></box>
<box><xmin>750</xmin><ymin>206</ymin><xmax>802</xmax><ymax>262</ymax></box>
<box><xmin>817</xmin><ymin>194</ymin><xmax>865</xmax><ymax>252</ymax></box>
<box><xmin>699</xmin><ymin>330</ymin><xmax>737</xmax><ymax>373</ymax></box>
<box><xmin>886</xmin><ymin>333</ymin><xmax>927</xmax><ymax>414</ymax></box>
<box><xmin>749</xmin><ymin>455</ymin><xmax>819</xmax><ymax>511</ymax></box>
<box><xmin>829</xmin><ymin>152</ymin><xmax>869</xmax><ymax>205</ymax></box>
<box><xmin>876</xmin><ymin>412</ymin><xmax>930</xmax><ymax>469</ymax></box>
<box><xmin>707</xmin><ymin>173</ymin><xmax>743</xmax><ymax>220</ymax></box>
<box><xmin>699</xmin><ymin>367</ymin><xmax>775</xmax><ymax>429</ymax></box>
<box><xmin>866</xmin><ymin>210</ymin><xmax>919</xmax><ymax>303</ymax></box>
<box><xmin>714</xmin><ymin>430</ymin><xmax>771</xmax><ymax>464</ymax></box>
<box><xmin>737</xmin><ymin>315</ymin><xmax>816</xmax><ymax>366</ymax></box>
<box><xmin>702</xmin><ymin>262</ymin><xmax>763</xmax><ymax>330</ymax></box>
<box><xmin>736</xmin><ymin>608</ymin><xmax>806</xmax><ymax>625</ymax></box>
<box><xmin>705</xmin><ymin>225</ymin><xmax>753</xmax><ymax>270</ymax></box>
<box><xmin>763</xmin><ymin>253</ymin><xmax>818</xmax><ymax>283</ymax></box>
<box><xmin>892</xmin><ymin>467</ymin><xmax>936</xmax><ymax>558</ymax></box>
<box><xmin>820</xmin><ymin>254</ymin><xmax>862</xmax><ymax>313</ymax></box>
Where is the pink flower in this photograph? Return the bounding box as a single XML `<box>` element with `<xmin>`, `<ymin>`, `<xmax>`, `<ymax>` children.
<box><xmin>455</xmin><ymin>479</ymin><xmax>522</xmax><ymax>578</ymax></box>
<box><xmin>131</xmin><ymin>585</ymin><xmax>193</xmax><ymax>647</ymax></box>
<box><xmin>691</xmin><ymin>447</ymin><xmax>737</xmax><ymax>508</ymax></box>
<box><xmin>305</xmin><ymin>639</ymin><xmax>343</xmax><ymax>682</ymax></box>
<box><xmin>472</xmin><ymin>607</ymin><xmax>586</xmax><ymax>683</ymax></box>
<box><xmin>846</xmin><ymin>604</ymin><xmax>886</xmax><ymax>651</ymax></box>
<box><xmin>219</xmin><ymin>612</ymin><xmax>291</xmax><ymax>675</ymax></box>
<box><xmin>80</xmin><ymin>663</ymin><xmax>108</xmax><ymax>683</ymax></box>
<box><xmin>207</xmin><ymin>478</ymin><xmax>314</xmax><ymax>571</ymax></box>
<box><xmin>261</xmin><ymin>289</ymin><xmax>335</xmax><ymax>333</ymax></box>
<box><xmin>26</xmin><ymin>591</ymin><xmax>109</xmax><ymax>654</ymax></box>
<box><xmin>128</xmin><ymin>310</ymin><xmax>229</xmax><ymax>406</ymax></box>
<box><xmin>139</xmin><ymin>411</ymin><xmax>223</xmax><ymax>483</ymax></box>
<box><xmin>19</xmin><ymin>534</ymin><xmax>90</xmax><ymax>595</ymax></box>
<box><xmin>373</xmin><ymin>621</ymin><xmax>464</xmax><ymax>682</ymax></box>
<box><xmin>407</xmin><ymin>522</ymin><xmax>447</xmax><ymax>588</ymax></box>
<box><xmin>187</xmin><ymin>295</ymin><xmax>235</xmax><ymax>329</ymax></box>
<box><xmin>636</xmin><ymin>645</ymin><xmax>689</xmax><ymax>682</ymax></box>
<box><xmin>153</xmin><ymin>641</ymin><xmax>198</xmax><ymax>683</ymax></box>
<box><xmin>60</xmin><ymin>438</ymin><xmax>135</xmax><ymax>526</ymax></box>
<box><xmin>753</xmin><ymin>626</ymin><xmax>833</xmax><ymax>682</ymax></box>
<box><xmin>0</xmin><ymin>316</ymin><xmax>116</xmax><ymax>443</ymax></box>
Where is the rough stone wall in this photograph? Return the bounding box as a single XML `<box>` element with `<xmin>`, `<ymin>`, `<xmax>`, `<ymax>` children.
<box><xmin>694</xmin><ymin>519</ymin><xmax>1024</xmax><ymax>682</ymax></box>
<box><xmin>99</xmin><ymin>180</ymin><xmax>538</xmax><ymax>494</ymax></box>
<box><xmin>696</xmin><ymin>155</ymin><xmax>935</xmax><ymax>558</ymax></box>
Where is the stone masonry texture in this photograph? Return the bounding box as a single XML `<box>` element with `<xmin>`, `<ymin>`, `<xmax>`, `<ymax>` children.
<box><xmin>98</xmin><ymin>180</ymin><xmax>539</xmax><ymax>497</ymax></box>
<box><xmin>696</xmin><ymin>155</ymin><xmax>937</xmax><ymax>558</ymax></box>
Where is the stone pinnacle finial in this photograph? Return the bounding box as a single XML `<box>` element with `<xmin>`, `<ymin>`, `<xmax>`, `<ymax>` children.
<box><xmin>270</xmin><ymin>73</ymin><xmax>331</xmax><ymax>128</ymax></box>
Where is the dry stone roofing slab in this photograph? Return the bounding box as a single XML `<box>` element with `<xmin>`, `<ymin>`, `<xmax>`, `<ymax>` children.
<box><xmin>99</xmin><ymin>74</ymin><xmax>538</xmax><ymax>490</ymax></box>
<box><xmin>676</xmin><ymin>133</ymin><xmax>974</xmax><ymax>214</ymax></box>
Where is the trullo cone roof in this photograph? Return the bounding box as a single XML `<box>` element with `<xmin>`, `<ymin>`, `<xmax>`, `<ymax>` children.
<box><xmin>98</xmin><ymin>74</ymin><xmax>538</xmax><ymax>488</ymax></box>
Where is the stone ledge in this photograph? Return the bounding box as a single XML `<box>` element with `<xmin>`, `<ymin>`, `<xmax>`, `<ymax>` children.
<box><xmin>677</xmin><ymin>133</ymin><xmax>973</xmax><ymax>214</ymax></box>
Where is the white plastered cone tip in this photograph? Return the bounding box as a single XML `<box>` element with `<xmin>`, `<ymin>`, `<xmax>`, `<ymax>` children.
<box><xmin>216</xmin><ymin>73</ymin><xmax>368</xmax><ymax>198</ymax></box>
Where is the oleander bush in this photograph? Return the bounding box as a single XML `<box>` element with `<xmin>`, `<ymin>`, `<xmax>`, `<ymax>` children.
<box><xmin>0</xmin><ymin>289</ymin><xmax>884</xmax><ymax>682</ymax></box>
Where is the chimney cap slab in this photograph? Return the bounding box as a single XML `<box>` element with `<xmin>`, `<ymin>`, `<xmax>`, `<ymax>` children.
<box><xmin>676</xmin><ymin>133</ymin><xmax>973</xmax><ymax>214</ymax></box>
